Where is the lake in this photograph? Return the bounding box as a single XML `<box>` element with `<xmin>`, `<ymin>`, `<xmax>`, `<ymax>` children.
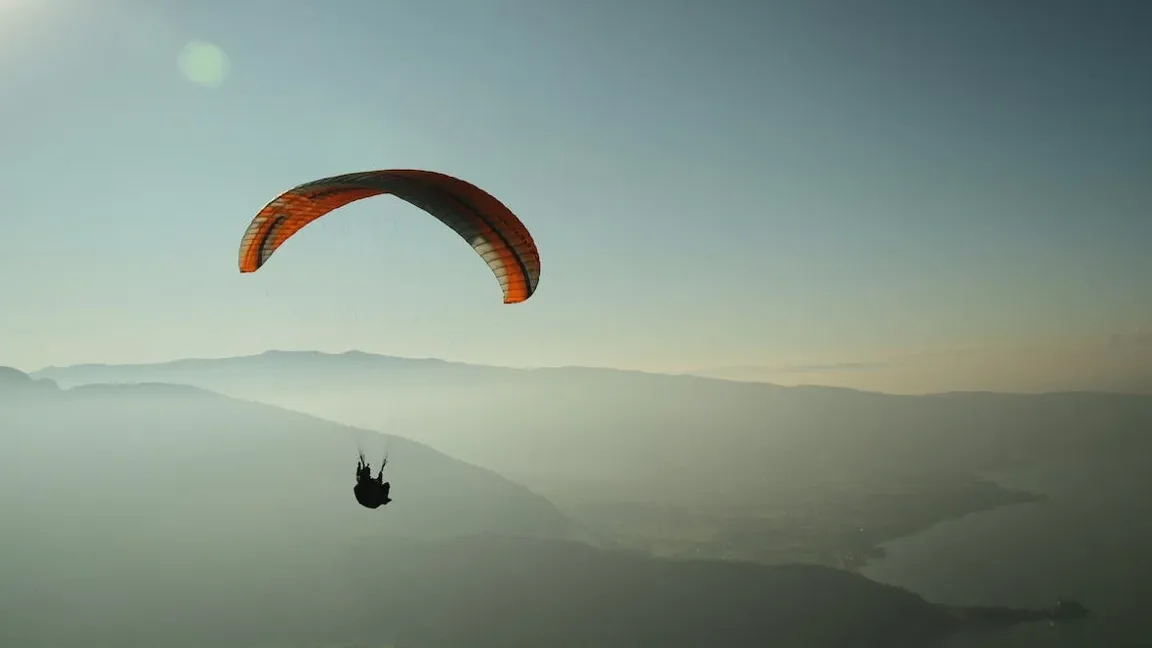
<box><xmin>861</xmin><ymin>453</ymin><xmax>1152</xmax><ymax>647</ymax></box>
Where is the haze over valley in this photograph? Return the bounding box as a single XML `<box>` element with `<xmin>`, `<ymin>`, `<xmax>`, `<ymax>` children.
<box><xmin>3</xmin><ymin>0</ymin><xmax>1149</xmax><ymax>645</ymax></box>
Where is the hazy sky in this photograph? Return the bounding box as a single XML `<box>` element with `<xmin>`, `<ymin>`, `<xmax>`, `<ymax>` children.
<box><xmin>2</xmin><ymin>0</ymin><xmax>1149</xmax><ymax>379</ymax></box>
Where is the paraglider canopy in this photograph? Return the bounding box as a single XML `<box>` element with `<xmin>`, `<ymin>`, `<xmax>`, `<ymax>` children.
<box><xmin>237</xmin><ymin>169</ymin><xmax>541</xmax><ymax>304</ymax></box>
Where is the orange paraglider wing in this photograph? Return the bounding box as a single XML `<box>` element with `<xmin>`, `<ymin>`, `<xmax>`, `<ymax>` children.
<box><xmin>238</xmin><ymin>169</ymin><xmax>541</xmax><ymax>304</ymax></box>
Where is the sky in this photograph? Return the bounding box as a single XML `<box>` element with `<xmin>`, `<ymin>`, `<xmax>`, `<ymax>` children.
<box><xmin>2</xmin><ymin>0</ymin><xmax>1150</xmax><ymax>387</ymax></box>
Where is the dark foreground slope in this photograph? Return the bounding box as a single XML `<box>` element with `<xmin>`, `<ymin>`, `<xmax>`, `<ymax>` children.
<box><xmin>342</xmin><ymin>535</ymin><xmax>987</xmax><ymax>648</ymax></box>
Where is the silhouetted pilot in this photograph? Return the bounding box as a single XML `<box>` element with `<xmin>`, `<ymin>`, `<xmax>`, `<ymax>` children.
<box><xmin>354</xmin><ymin>453</ymin><xmax>392</xmax><ymax>509</ymax></box>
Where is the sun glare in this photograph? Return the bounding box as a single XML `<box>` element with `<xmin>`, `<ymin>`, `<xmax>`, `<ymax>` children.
<box><xmin>178</xmin><ymin>39</ymin><xmax>230</xmax><ymax>88</ymax></box>
<box><xmin>0</xmin><ymin>0</ymin><xmax>58</xmax><ymax>49</ymax></box>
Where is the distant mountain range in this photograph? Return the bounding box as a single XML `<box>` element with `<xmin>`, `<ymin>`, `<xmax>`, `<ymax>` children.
<box><xmin>28</xmin><ymin>350</ymin><xmax>1152</xmax><ymax>571</ymax></box>
<box><xmin>0</xmin><ymin>366</ymin><xmax>1063</xmax><ymax>647</ymax></box>
<box><xmin>33</xmin><ymin>350</ymin><xmax>1152</xmax><ymax>507</ymax></box>
<box><xmin>688</xmin><ymin>338</ymin><xmax>1152</xmax><ymax>395</ymax></box>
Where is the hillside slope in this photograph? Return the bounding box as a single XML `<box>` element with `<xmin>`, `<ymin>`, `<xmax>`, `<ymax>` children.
<box><xmin>1</xmin><ymin>367</ymin><xmax>570</xmax><ymax>546</ymax></box>
<box><xmin>340</xmin><ymin>534</ymin><xmax>1022</xmax><ymax>648</ymax></box>
<box><xmin>34</xmin><ymin>351</ymin><xmax>1152</xmax><ymax>504</ymax></box>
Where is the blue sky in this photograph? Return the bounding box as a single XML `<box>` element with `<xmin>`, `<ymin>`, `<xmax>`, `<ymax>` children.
<box><xmin>2</xmin><ymin>0</ymin><xmax>1149</xmax><ymax>384</ymax></box>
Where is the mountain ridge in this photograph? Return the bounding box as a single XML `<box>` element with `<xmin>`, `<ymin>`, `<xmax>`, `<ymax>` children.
<box><xmin>1</xmin><ymin>366</ymin><xmax>573</xmax><ymax>544</ymax></box>
<box><xmin>28</xmin><ymin>350</ymin><xmax>1152</xmax><ymax>572</ymax></box>
<box><xmin>32</xmin><ymin>348</ymin><xmax>1152</xmax><ymax>398</ymax></box>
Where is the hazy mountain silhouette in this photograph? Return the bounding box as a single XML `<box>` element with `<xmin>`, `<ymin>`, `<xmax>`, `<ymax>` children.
<box><xmin>34</xmin><ymin>351</ymin><xmax>1152</xmax><ymax>509</ymax></box>
<box><xmin>690</xmin><ymin>338</ymin><xmax>1152</xmax><ymax>395</ymax></box>
<box><xmin>0</xmin><ymin>364</ymin><xmax>59</xmax><ymax>392</ymax></box>
<box><xmin>0</xmin><ymin>366</ymin><xmax>1057</xmax><ymax>647</ymax></box>
<box><xmin>341</xmin><ymin>535</ymin><xmax>975</xmax><ymax>648</ymax></box>
<box><xmin>35</xmin><ymin>351</ymin><xmax>1151</xmax><ymax>571</ymax></box>
<box><xmin>0</xmin><ymin>365</ymin><xmax>565</xmax><ymax>644</ymax></box>
<box><xmin>0</xmin><ymin>366</ymin><xmax>570</xmax><ymax>547</ymax></box>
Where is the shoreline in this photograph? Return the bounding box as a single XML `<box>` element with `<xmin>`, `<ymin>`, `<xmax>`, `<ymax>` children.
<box><xmin>562</xmin><ymin>478</ymin><xmax>1047</xmax><ymax>569</ymax></box>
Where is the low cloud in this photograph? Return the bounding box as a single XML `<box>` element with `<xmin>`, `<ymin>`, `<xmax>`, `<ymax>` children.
<box><xmin>1107</xmin><ymin>330</ymin><xmax>1152</xmax><ymax>351</ymax></box>
<box><xmin>693</xmin><ymin>332</ymin><xmax>1152</xmax><ymax>395</ymax></box>
<box><xmin>774</xmin><ymin>361</ymin><xmax>900</xmax><ymax>374</ymax></box>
